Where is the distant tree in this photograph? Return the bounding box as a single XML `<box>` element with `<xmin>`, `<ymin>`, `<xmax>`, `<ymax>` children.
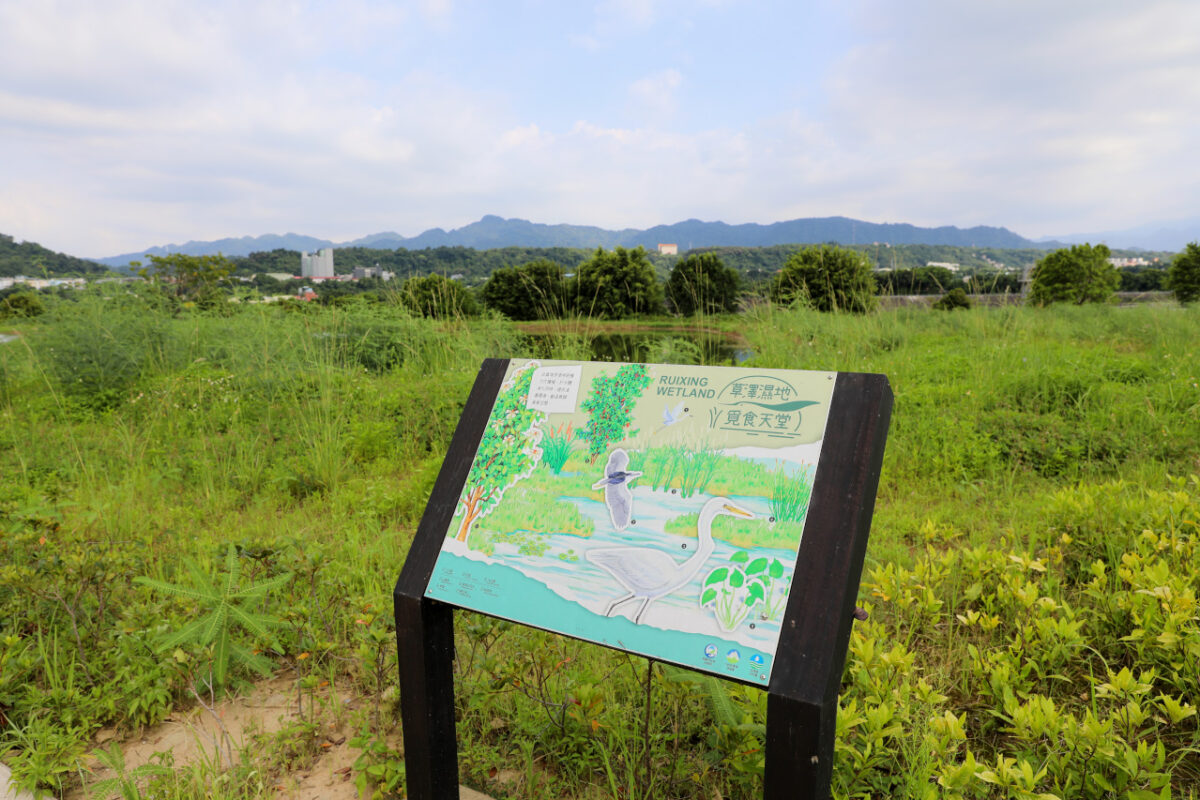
<box><xmin>1118</xmin><ymin>266</ymin><xmax>1168</xmax><ymax>292</ymax></box>
<box><xmin>480</xmin><ymin>259</ymin><xmax>568</xmax><ymax>320</ymax></box>
<box><xmin>665</xmin><ymin>253</ymin><xmax>740</xmax><ymax>315</ymax></box>
<box><xmin>769</xmin><ymin>245</ymin><xmax>877</xmax><ymax>313</ymax></box>
<box><xmin>137</xmin><ymin>252</ymin><xmax>234</xmax><ymax>310</ymax></box>
<box><xmin>572</xmin><ymin>247</ymin><xmax>664</xmax><ymax>319</ymax></box>
<box><xmin>876</xmin><ymin>266</ymin><xmax>964</xmax><ymax>295</ymax></box>
<box><xmin>932</xmin><ymin>288</ymin><xmax>971</xmax><ymax>311</ymax></box>
<box><xmin>1027</xmin><ymin>244</ymin><xmax>1118</xmax><ymax>306</ymax></box>
<box><xmin>1167</xmin><ymin>242</ymin><xmax>1200</xmax><ymax>304</ymax></box>
<box><xmin>233</xmin><ymin>248</ymin><xmax>301</xmax><ymax>276</ymax></box>
<box><xmin>398</xmin><ymin>273</ymin><xmax>478</xmax><ymax>318</ymax></box>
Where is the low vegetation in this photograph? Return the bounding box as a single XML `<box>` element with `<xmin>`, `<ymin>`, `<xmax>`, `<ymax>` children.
<box><xmin>0</xmin><ymin>287</ymin><xmax>1197</xmax><ymax>798</ymax></box>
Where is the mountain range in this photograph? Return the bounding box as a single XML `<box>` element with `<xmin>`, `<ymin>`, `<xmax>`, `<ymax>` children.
<box><xmin>92</xmin><ymin>215</ymin><xmax>1042</xmax><ymax>267</ymax></box>
<box><xmin>1039</xmin><ymin>217</ymin><xmax>1200</xmax><ymax>252</ymax></box>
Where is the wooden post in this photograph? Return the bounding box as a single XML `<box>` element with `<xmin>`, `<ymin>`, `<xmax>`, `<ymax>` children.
<box><xmin>394</xmin><ymin>359</ymin><xmax>510</xmax><ymax>800</ymax></box>
<box><xmin>765</xmin><ymin>372</ymin><xmax>893</xmax><ymax>799</ymax></box>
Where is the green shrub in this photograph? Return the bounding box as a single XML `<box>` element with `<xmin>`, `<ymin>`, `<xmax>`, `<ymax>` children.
<box><xmin>398</xmin><ymin>273</ymin><xmax>478</xmax><ymax>318</ymax></box>
<box><xmin>1028</xmin><ymin>243</ymin><xmax>1119</xmax><ymax>306</ymax></box>
<box><xmin>666</xmin><ymin>253</ymin><xmax>740</xmax><ymax>315</ymax></box>
<box><xmin>932</xmin><ymin>287</ymin><xmax>972</xmax><ymax>310</ymax></box>
<box><xmin>769</xmin><ymin>245</ymin><xmax>877</xmax><ymax>313</ymax></box>
<box><xmin>0</xmin><ymin>291</ymin><xmax>45</xmax><ymax>319</ymax></box>
<box><xmin>1168</xmin><ymin>241</ymin><xmax>1200</xmax><ymax>304</ymax></box>
<box><xmin>34</xmin><ymin>295</ymin><xmax>182</xmax><ymax>408</ymax></box>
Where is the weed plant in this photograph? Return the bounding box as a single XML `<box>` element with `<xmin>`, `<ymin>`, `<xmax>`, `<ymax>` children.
<box><xmin>769</xmin><ymin>467</ymin><xmax>814</xmax><ymax>523</ymax></box>
<box><xmin>1</xmin><ymin>295</ymin><xmax>1198</xmax><ymax>797</ymax></box>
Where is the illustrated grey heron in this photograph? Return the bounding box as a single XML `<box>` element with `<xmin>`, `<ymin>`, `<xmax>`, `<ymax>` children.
<box><xmin>592</xmin><ymin>448</ymin><xmax>642</xmax><ymax>530</ymax></box>
<box><xmin>587</xmin><ymin>496</ymin><xmax>755</xmax><ymax>624</ymax></box>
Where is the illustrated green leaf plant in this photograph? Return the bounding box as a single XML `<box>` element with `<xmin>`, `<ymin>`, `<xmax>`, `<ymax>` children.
<box><xmin>579</xmin><ymin>363</ymin><xmax>652</xmax><ymax>463</ymax></box>
<box><xmin>701</xmin><ymin>550</ymin><xmax>787</xmax><ymax>631</ymax></box>
<box><xmin>135</xmin><ymin>545</ymin><xmax>292</xmax><ymax>689</ymax></box>
<box><xmin>453</xmin><ymin>361</ymin><xmax>545</xmax><ymax>543</ymax></box>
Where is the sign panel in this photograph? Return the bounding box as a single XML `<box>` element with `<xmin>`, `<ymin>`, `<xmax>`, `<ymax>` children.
<box><xmin>425</xmin><ymin>359</ymin><xmax>836</xmax><ymax>684</ymax></box>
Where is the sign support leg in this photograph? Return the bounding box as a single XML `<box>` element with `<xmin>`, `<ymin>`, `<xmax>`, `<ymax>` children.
<box><xmin>764</xmin><ymin>693</ymin><xmax>835</xmax><ymax>800</ymax></box>
<box><xmin>395</xmin><ymin>594</ymin><xmax>459</xmax><ymax>800</ymax></box>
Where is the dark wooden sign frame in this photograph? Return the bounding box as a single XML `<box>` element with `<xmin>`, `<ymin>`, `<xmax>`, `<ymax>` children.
<box><xmin>394</xmin><ymin>358</ymin><xmax>892</xmax><ymax>800</ymax></box>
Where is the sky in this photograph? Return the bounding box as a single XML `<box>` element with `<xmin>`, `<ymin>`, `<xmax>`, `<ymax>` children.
<box><xmin>2</xmin><ymin>0</ymin><xmax>1199</xmax><ymax>258</ymax></box>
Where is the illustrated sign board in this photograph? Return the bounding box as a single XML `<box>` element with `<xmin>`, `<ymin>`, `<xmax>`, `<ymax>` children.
<box><xmin>423</xmin><ymin>359</ymin><xmax>836</xmax><ymax>685</ymax></box>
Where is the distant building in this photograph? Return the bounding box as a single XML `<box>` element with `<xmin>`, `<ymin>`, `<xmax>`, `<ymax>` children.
<box><xmin>925</xmin><ymin>261</ymin><xmax>960</xmax><ymax>272</ymax></box>
<box><xmin>1108</xmin><ymin>256</ymin><xmax>1150</xmax><ymax>268</ymax></box>
<box><xmin>300</xmin><ymin>248</ymin><xmax>334</xmax><ymax>278</ymax></box>
<box><xmin>352</xmin><ymin>264</ymin><xmax>395</xmax><ymax>281</ymax></box>
<box><xmin>657</xmin><ymin>243</ymin><xmax>679</xmax><ymax>256</ymax></box>
<box><xmin>0</xmin><ymin>276</ymin><xmax>86</xmax><ymax>290</ymax></box>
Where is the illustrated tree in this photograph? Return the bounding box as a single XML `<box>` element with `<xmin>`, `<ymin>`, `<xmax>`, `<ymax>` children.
<box><xmin>769</xmin><ymin>245</ymin><xmax>877</xmax><ymax>313</ymax></box>
<box><xmin>579</xmin><ymin>363</ymin><xmax>653</xmax><ymax>463</ymax></box>
<box><xmin>399</xmin><ymin>273</ymin><xmax>478</xmax><ymax>318</ymax></box>
<box><xmin>666</xmin><ymin>253</ymin><xmax>741</xmax><ymax>316</ymax></box>
<box><xmin>572</xmin><ymin>246</ymin><xmax>664</xmax><ymax>319</ymax></box>
<box><xmin>480</xmin><ymin>259</ymin><xmax>568</xmax><ymax>320</ymax></box>
<box><xmin>1027</xmin><ymin>243</ymin><xmax>1119</xmax><ymax>306</ymax></box>
<box><xmin>454</xmin><ymin>363</ymin><xmax>545</xmax><ymax>543</ymax></box>
<box><xmin>1167</xmin><ymin>241</ymin><xmax>1200</xmax><ymax>304</ymax></box>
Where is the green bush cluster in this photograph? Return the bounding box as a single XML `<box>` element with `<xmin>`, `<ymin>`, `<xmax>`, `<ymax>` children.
<box><xmin>841</xmin><ymin>478</ymin><xmax>1199</xmax><ymax>799</ymax></box>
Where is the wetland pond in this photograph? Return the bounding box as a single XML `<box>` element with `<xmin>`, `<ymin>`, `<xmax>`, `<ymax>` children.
<box><xmin>517</xmin><ymin>327</ymin><xmax>753</xmax><ymax>365</ymax></box>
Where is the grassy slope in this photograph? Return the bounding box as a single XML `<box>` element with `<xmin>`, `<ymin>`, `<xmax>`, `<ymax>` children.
<box><xmin>1</xmin><ymin>292</ymin><xmax>1198</xmax><ymax>798</ymax></box>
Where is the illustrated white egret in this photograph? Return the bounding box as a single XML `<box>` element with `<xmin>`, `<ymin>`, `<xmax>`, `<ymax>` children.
<box><xmin>587</xmin><ymin>496</ymin><xmax>755</xmax><ymax>624</ymax></box>
<box><xmin>592</xmin><ymin>448</ymin><xmax>642</xmax><ymax>530</ymax></box>
<box><xmin>656</xmin><ymin>401</ymin><xmax>691</xmax><ymax>432</ymax></box>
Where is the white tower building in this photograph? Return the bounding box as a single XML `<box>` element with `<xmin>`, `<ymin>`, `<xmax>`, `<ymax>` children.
<box><xmin>300</xmin><ymin>248</ymin><xmax>335</xmax><ymax>278</ymax></box>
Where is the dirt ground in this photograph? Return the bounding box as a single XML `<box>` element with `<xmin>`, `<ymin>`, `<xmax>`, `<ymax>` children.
<box><xmin>46</xmin><ymin>675</ymin><xmax>498</xmax><ymax>800</ymax></box>
<box><xmin>66</xmin><ymin>676</ymin><xmax>366</xmax><ymax>800</ymax></box>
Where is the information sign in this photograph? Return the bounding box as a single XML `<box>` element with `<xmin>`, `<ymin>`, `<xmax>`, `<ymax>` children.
<box><xmin>424</xmin><ymin>359</ymin><xmax>835</xmax><ymax>684</ymax></box>
<box><xmin>395</xmin><ymin>358</ymin><xmax>892</xmax><ymax>800</ymax></box>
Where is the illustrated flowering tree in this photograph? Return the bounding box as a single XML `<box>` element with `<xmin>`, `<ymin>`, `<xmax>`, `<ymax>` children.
<box><xmin>453</xmin><ymin>363</ymin><xmax>545</xmax><ymax>544</ymax></box>
<box><xmin>580</xmin><ymin>364</ymin><xmax>653</xmax><ymax>463</ymax></box>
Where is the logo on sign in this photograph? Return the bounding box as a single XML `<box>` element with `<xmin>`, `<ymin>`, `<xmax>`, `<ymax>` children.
<box><xmin>708</xmin><ymin>375</ymin><xmax>820</xmax><ymax>440</ymax></box>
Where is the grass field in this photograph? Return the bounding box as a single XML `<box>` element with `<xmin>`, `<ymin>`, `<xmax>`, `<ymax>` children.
<box><xmin>1</xmin><ymin>288</ymin><xmax>1198</xmax><ymax>798</ymax></box>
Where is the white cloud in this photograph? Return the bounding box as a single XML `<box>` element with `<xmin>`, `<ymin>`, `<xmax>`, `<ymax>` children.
<box><xmin>629</xmin><ymin>69</ymin><xmax>683</xmax><ymax>116</ymax></box>
<box><xmin>808</xmin><ymin>0</ymin><xmax>1200</xmax><ymax>236</ymax></box>
<box><xmin>3</xmin><ymin>0</ymin><xmax>1200</xmax><ymax>254</ymax></box>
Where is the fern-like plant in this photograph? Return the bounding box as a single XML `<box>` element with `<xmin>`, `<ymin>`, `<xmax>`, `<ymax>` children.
<box><xmin>85</xmin><ymin>742</ymin><xmax>172</xmax><ymax>800</ymax></box>
<box><xmin>135</xmin><ymin>545</ymin><xmax>292</xmax><ymax>687</ymax></box>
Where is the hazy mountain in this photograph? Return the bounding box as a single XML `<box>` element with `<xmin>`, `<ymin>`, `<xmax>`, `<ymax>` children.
<box><xmin>1042</xmin><ymin>218</ymin><xmax>1200</xmax><ymax>252</ymax></box>
<box><xmin>95</xmin><ymin>215</ymin><xmax>1040</xmax><ymax>266</ymax></box>
<box><xmin>624</xmin><ymin>216</ymin><xmax>1033</xmax><ymax>249</ymax></box>
<box><xmin>94</xmin><ymin>233</ymin><xmax>336</xmax><ymax>268</ymax></box>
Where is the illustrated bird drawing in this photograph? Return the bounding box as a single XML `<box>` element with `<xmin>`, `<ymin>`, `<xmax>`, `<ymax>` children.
<box><xmin>587</xmin><ymin>496</ymin><xmax>755</xmax><ymax>624</ymax></box>
<box><xmin>654</xmin><ymin>401</ymin><xmax>691</xmax><ymax>433</ymax></box>
<box><xmin>592</xmin><ymin>448</ymin><xmax>642</xmax><ymax>530</ymax></box>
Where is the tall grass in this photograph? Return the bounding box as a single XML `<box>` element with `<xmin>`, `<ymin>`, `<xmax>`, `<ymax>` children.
<box><xmin>2</xmin><ymin>296</ymin><xmax>1198</xmax><ymax>798</ymax></box>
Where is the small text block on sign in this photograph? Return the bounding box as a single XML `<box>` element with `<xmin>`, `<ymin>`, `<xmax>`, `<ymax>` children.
<box><xmin>527</xmin><ymin>365</ymin><xmax>582</xmax><ymax>413</ymax></box>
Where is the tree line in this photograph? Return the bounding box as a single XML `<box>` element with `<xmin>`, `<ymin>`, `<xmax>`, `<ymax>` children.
<box><xmin>4</xmin><ymin>239</ymin><xmax>1195</xmax><ymax>322</ymax></box>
